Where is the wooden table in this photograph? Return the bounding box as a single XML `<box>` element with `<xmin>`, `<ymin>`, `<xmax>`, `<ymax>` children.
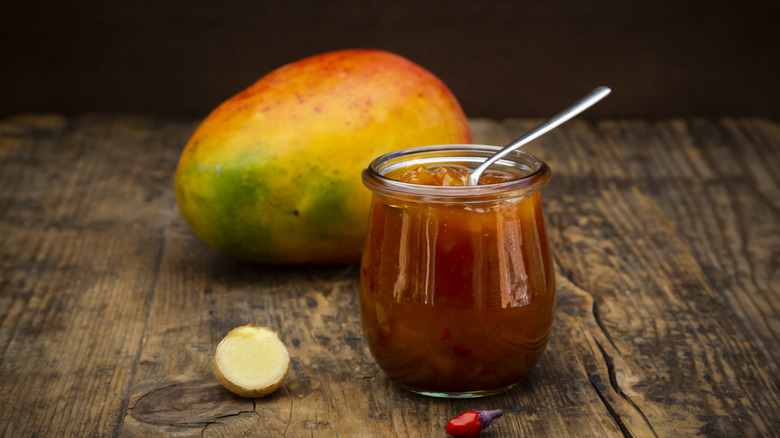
<box><xmin>1</xmin><ymin>114</ymin><xmax>778</xmax><ymax>437</ymax></box>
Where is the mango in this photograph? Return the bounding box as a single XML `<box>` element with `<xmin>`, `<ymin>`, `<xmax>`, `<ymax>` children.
<box><xmin>174</xmin><ymin>49</ymin><xmax>471</xmax><ymax>264</ymax></box>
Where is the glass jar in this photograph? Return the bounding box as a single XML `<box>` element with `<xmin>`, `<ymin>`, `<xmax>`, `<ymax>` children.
<box><xmin>359</xmin><ymin>144</ymin><xmax>555</xmax><ymax>398</ymax></box>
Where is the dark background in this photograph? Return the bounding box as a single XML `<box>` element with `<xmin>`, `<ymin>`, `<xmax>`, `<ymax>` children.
<box><xmin>1</xmin><ymin>0</ymin><xmax>778</xmax><ymax>119</ymax></box>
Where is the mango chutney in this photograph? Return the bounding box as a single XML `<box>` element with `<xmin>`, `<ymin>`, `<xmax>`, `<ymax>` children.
<box><xmin>360</xmin><ymin>145</ymin><xmax>555</xmax><ymax>398</ymax></box>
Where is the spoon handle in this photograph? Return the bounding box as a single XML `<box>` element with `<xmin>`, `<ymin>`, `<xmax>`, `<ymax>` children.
<box><xmin>468</xmin><ymin>86</ymin><xmax>612</xmax><ymax>186</ymax></box>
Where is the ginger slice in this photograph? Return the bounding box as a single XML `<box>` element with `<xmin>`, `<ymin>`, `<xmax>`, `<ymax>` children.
<box><xmin>213</xmin><ymin>324</ymin><xmax>290</xmax><ymax>398</ymax></box>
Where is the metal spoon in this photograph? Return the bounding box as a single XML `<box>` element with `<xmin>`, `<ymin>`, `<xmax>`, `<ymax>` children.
<box><xmin>467</xmin><ymin>86</ymin><xmax>612</xmax><ymax>186</ymax></box>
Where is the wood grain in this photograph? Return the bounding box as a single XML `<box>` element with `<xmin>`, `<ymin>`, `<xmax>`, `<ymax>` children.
<box><xmin>0</xmin><ymin>114</ymin><xmax>194</xmax><ymax>436</ymax></box>
<box><xmin>0</xmin><ymin>114</ymin><xmax>777</xmax><ymax>437</ymax></box>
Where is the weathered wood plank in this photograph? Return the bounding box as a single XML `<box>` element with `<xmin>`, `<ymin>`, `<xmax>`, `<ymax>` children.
<box><xmin>1</xmin><ymin>114</ymin><xmax>778</xmax><ymax>437</ymax></box>
<box><xmin>0</xmin><ymin>114</ymin><xmax>193</xmax><ymax>437</ymax></box>
<box><xmin>504</xmin><ymin>117</ymin><xmax>780</xmax><ymax>437</ymax></box>
<box><xmin>594</xmin><ymin>118</ymin><xmax>780</xmax><ymax>436</ymax></box>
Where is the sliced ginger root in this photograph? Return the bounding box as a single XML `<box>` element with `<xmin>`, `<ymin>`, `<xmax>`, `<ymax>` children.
<box><xmin>213</xmin><ymin>324</ymin><xmax>290</xmax><ymax>398</ymax></box>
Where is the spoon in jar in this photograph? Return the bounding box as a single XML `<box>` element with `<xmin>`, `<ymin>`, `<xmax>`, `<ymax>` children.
<box><xmin>467</xmin><ymin>86</ymin><xmax>612</xmax><ymax>186</ymax></box>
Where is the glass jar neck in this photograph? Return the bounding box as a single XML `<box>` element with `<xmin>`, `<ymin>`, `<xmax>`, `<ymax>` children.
<box><xmin>362</xmin><ymin>144</ymin><xmax>551</xmax><ymax>204</ymax></box>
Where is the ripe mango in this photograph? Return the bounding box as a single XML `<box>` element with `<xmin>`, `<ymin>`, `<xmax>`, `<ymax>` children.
<box><xmin>175</xmin><ymin>49</ymin><xmax>471</xmax><ymax>264</ymax></box>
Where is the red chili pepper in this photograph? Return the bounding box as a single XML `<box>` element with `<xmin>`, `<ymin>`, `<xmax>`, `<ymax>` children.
<box><xmin>446</xmin><ymin>409</ymin><xmax>503</xmax><ymax>437</ymax></box>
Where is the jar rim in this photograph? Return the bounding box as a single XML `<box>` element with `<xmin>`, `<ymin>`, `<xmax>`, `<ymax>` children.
<box><xmin>362</xmin><ymin>144</ymin><xmax>551</xmax><ymax>204</ymax></box>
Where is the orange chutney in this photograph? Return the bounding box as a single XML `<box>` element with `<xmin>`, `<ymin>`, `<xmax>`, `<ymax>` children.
<box><xmin>359</xmin><ymin>145</ymin><xmax>555</xmax><ymax>397</ymax></box>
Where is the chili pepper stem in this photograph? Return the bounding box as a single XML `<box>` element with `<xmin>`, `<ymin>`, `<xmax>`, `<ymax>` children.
<box><xmin>477</xmin><ymin>409</ymin><xmax>503</xmax><ymax>428</ymax></box>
